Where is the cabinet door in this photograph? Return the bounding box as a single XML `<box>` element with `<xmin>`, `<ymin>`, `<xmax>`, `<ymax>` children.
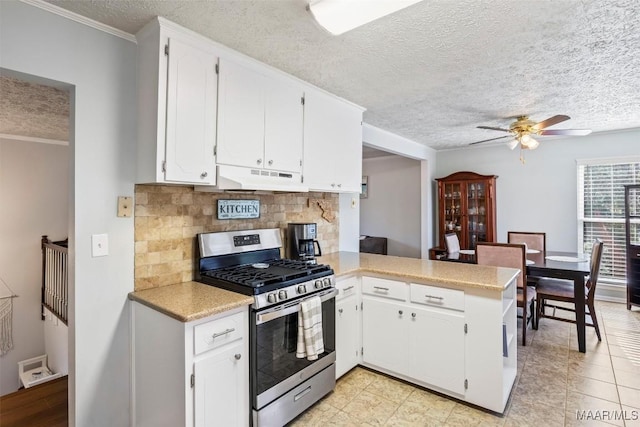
<box><xmin>303</xmin><ymin>90</ymin><xmax>363</xmax><ymax>192</ymax></box>
<box><xmin>194</xmin><ymin>340</ymin><xmax>247</xmax><ymax>427</ymax></box>
<box><xmin>336</xmin><ymin>296</ymin><xmax>360</xmax><ymax>379</ymax></box>
<box><xmin>165</xmin><ymin>37</ymin><xmax>217</xmax><ymax>183</ymax></box>
<box><xmin>409</xmin><ymin>306</ymin><xmax>465</xmax><ymax>394</ymax></box>
<box><xmin>264</xmin><ymin>78</ymin><xmax>303</xmax><ymax>173</ymax></box>
<box><xmin>362</xmin><ymin>297</ymin><xmax>409</xmax><ymax>376</ymax></box>
<box><xmin>217</xmin><ymin>58</ymin><xmax>265</xmax><ymax>169</ymax></box>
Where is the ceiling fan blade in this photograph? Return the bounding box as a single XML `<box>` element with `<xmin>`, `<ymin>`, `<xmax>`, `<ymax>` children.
<box><xmin>477</xmin><ymin>126</ymin><xmax>511</xmax><ymax>133</ymax></box>
<box><xmin>532</xmin><ymin>114</ymin><xmax>570</xmax><ymax>130</ymax></box>
<box><xmin>539</xmin><ymin>129</ymin><xmax>592</xmax><ymax>136</ymax></box>
<box><xmin>469</xmin><ymin>135</ymin><xmax>512</xmax><ymax>145</ymax></box>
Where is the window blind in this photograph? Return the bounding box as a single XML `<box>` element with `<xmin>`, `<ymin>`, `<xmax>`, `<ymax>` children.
<box><xmin>578</xmin><ymin>161</ymin><xmax>640</xmax><ymax>283</ymax></box>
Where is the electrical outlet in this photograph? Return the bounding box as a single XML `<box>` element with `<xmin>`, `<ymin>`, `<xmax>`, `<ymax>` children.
<box><xmin>92</xmin><ymin>234</ymin><xmax>109</xmax><ymax>257</ymax></box>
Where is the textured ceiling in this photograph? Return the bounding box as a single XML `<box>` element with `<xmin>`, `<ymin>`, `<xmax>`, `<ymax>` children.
<box><xmin>41</xmin><ymin>0</ymin><xmax>640</xmax><ymax>149</ymax></box>
<box><xmin>0</xmin><ymin>76</ymin><xmax>69</xmax><ymax>141</ymax></box>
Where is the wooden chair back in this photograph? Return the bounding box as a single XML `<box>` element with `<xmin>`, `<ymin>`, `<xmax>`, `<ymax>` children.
<box><xmin>586</xmin><ymin>239</ymin><xmax>604</xmax><ymax>304</ymax></box>
<box><xmin>476</xmin><ymin>242</ymin><xmax>526</xmax><ymax>289</ymax></box>
<box><xmin>507</xmin><ymin>231</ymin><xmax>546</xmax><ymax>254</ymax></box>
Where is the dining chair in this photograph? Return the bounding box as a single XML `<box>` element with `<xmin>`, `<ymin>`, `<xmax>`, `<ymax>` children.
<box><xmin>476</xmin><ymin>242</ymin><xmax>535</xmax><ymax>345</ymax></box>
<box><xmin>535</xmin><ymin>239</ymin><xmax>604</xmax><ymax>341</ymax></box>
<box><xmin>507</xmin><ymin>231</ymin><xmax>546</xmax><ymax>254</ymax></box>
<box><xmin>508</xmin><ymin>231</ymin><xmax>546</xmax><ymax>287</ymax></box>
<box><xmin>444</xmin><ymin>232</ymin><xmax>461</xmax><ymax>254</ymax></box>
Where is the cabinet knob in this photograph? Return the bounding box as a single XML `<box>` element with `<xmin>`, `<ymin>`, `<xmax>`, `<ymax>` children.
<box><xmin>200</xmin><ymin>171</ymin><xmax>208</xmax><ymax>179</ymax></box>
<box><xmin>412</xmin><ymin>313</ymin><xmax>416</xmax><ymax>318</ymax></box>
<box><xmin>268</xmin><ymin>160</ymin><xmax>273</xmax><ymax>166</ymax></box>
<box><xmin>257</xmin><ymin>159</ymin><xmax>262</xmax><ymax>165</ymax></box>
<box><xmin>337</xmin><ymin>184</ymin><xmax>342</xmax><ymax>188</ymax></box>
<box><xmin>234</xmin><ymin>353</ymin><xmax>241</xmax><ymax>360</ymax></box>
<box><xmin>398</xmin><ymin>310</ymin><xmax>403</xmax><ymax>315</ymax></box>
<box><xmin>331</xmin><ymin>183</ymin><xmax>336</xmax><ymax>187</ymax></box>
<box><xmin>338</xmin><ymin>308</ymin><xmax>343</xmax><ymax>314</ymax></box>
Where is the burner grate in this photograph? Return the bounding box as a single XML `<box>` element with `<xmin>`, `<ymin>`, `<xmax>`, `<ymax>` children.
<box><xmin>201</xmin><ymin>259</ymin><xmax>331</xmax><ymax>288</ymax></box>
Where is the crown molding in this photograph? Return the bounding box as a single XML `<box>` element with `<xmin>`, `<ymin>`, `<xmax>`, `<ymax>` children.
<box><xmin>0</xmin><ymin>133</ymin><xmax>68</xmax><ymax>146</ymax></box>
<box><xmin>20</xmin><ymin>0</ymin><xmax>137</xmax><ymax>43</ymax></box>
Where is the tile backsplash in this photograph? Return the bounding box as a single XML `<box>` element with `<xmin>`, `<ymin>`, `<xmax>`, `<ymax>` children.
<box><xmin>134</xmin><ymin>185</ymin><xmax>339</xmax><ymax>290</ymax></box>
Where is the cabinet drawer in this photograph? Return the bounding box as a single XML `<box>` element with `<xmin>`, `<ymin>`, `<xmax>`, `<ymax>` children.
<box><xmin>362</xmin><ymin>277</ymin><xmax>407</xmax><ymax>301</ymax></box>
<box><xmin>194</xmin><ymin>312</ymin><xmax>244</xmax><ymax>355</ymax></box>
<box><xmin>410</xmin><ymin>283</ymin><xmax>464</xmax><ymax>311</ymax></box>
<box><xmin>336</xmin><ymin>276</ymin><xmax>359</xmax><ymax>301</ymax></box>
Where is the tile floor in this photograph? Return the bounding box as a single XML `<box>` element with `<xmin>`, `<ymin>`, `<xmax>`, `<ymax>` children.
<box><xmin>289</xmin><ymin>301</ymin><xmax>640</xmax><ymax>426</ymax></box>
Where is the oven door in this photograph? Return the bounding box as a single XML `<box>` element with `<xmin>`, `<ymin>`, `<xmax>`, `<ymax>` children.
<box><xmin>251</xmin><ymin>287</ymin><xmax>337</xmax><ymax>410</ymax></box>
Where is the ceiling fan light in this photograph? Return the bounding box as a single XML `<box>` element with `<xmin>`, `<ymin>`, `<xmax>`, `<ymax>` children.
<box><xmin>307</xmin><ymin>0</ymin><xmax>424</xmax><ymax>35</ymax></box>
<box><xmin>520</xmin><ymin>134</ymin><xmax>539</xmax><ymax>149</ymax></box>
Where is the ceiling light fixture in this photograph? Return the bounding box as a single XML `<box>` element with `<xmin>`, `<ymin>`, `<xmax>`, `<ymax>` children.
<box><xmin>307</xmin><ymin>0</ymin><xmax>424</xmax><ymax>35</ymax></box>
<box><xmin>519</xmin><ymin>134</ymin><xmax>539</xmax><ymax>150</ymax></box>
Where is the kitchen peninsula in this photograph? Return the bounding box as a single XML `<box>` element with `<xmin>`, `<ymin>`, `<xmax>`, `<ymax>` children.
<box><xmin>321</xmin><ymin>251</ymin><xmax>519</xmax><ymax>414</ymax></box>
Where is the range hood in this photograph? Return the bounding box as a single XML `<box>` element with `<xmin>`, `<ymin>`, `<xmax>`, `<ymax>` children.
<box><xmin>196</xmin><ymin>164</ymin><xmax>308</xmax><ymax>192</ymax></box>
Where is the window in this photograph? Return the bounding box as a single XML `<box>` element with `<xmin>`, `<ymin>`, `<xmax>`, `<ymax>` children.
<box><xmin>578</xmin><ymin>158</ymin><xmax>640</xmax><ymax>284</ymax></box>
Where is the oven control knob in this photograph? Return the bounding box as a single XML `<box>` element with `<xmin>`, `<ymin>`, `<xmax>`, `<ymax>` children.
<box><xmin>322</xmin><ymin>278</ymin><xmax>331</xmax><ymax>287</ymax></box>
<box><xmin>278</xmin><ymin>290</ymin><xmax>288</xmax><ymax>300</ymax></box>
<box><xmin>314</xmin><ymin>280</ymin><xmax>323</xmax><ymax>289</ymax></box>
<box><xmin>267</xmin><ymin>293</ymin><xmax>277</xmax><ymax>303</ymax></box>
<box><xmin>297</xmin><ymin>284</ymin><xmax>306</xmax><ymax>294</ymax></box>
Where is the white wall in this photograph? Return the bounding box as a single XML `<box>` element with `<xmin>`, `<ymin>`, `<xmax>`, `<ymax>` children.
<box><xmin>436</xmin><ymin>129</ymin><xmax>639</xmax><ymax>300</ymax></box>
<box><xmin>362</xmin><ymin>124</ymin><xmax>438</xmax><ymax>257</ymax></box>
<box><xmin>1</xmin><ymin>2</ymin><xmax>137</xmax><ymax>425</ymax></box>
<box><xmin>0</xmin><ymin>138</ymin><xmax>68</xmax><ymax>394</ymax></box>
<box><xmin>44</xmin><ymin>306</ymin><xmax>69</xmax><ymax>377</ymax></box>
<box><xmin>339</xmin><ymin>193</ymin><xmax>360</xmax><ymax>252</ymax></box>
<box><xmin>361</xmin><ymin>156</ymin><xmax>422</xmax><ymax>258</ymax></box>
<box><xmin>436</xmin><ymin>129</ymin><xmax>639</xmax><ymax>249</ymax></box>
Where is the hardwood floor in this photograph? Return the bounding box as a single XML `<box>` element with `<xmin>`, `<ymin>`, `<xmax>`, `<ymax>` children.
<box><xmin>0</xmin><ymin>376</ymin><xmax>67</xmax><ymax>427</ymax></box>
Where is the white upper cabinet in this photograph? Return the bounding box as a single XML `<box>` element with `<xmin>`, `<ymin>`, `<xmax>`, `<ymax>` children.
<box><xmin>303</xmin><ymin>89</ymin><xmax>364</xmax><ymax>193</ymax></box>
<box><xmin>217</xmin><ymin>58</ymin><xmax>303</xmax><ymax>174</ymax></box>
<box><xmin>136</xmin><ymin>19</ymin><xmax>218</xmax><ymax>184</ymax></box>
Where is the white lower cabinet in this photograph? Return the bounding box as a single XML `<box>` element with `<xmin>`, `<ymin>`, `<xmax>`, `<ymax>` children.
<box><xmin>132</xmin><ymin>302</ymin><xmax>249</xmax><ymax>427</ymax></box>
<box><xmin>194</xmin><ymin>340</ymin><xmax>245</xmax><ymax>427</ymax></box>
<box><xmin>357</xmin><ymin>275</ymin><xmax>516</xmax><ymax>413</ymax></box>
<box><xmin>335</xmin><ymin>276</ymin><xmax>361</xmax><ymax>378</ymax></box>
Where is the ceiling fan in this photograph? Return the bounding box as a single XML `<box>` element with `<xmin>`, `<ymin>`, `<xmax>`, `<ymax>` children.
<box><xmin>470</xmin><ymin>115</ymin><xmax>592</xmax><ymax>151</ymax></box>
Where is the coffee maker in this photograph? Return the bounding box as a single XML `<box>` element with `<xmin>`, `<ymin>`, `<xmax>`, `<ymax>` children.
<box><xmin>286</xmin><ymin>223</ymin><xmax>322</xmax><ymax>264</ymax></box>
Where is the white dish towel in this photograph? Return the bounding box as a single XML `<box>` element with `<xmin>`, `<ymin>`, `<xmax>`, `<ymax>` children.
<box><xmin>296</xmin><ymin>296</ymin><xmax>324</xmax><ymax>361</ymax></box>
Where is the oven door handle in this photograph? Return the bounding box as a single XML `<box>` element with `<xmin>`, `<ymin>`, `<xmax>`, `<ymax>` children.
<box><xmin>256</xmin><ymin>288</ymin><xmax>337</xmax><ymax>325</ymax></box>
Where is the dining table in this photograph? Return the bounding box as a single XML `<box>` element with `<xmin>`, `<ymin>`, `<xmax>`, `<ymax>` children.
<box><xmin>437</xmin><ymin>249</ymin><xmax>592</xmax><ymax>353</ymax></box>
<box><xmin>525</xmin><ymin>250</ymin><xmax>591</xmax><ymax>353</ymax></box>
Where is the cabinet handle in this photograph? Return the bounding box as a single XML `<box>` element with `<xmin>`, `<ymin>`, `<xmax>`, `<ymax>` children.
<box><xmin>412</xmin><ymin>313</ymin><xmax>416</xmax><ymax>318</ymax></box>
<box><xmin>338</xmin><ymin>308</ymin><xmax>343</xmax><ymax>314</ymax></box>
<box><xmin>398</xmin><ymin>310</ymin><xmax>403</xmax><ymax>315</ymax></box>
<box><xmin>200</xmin><ymin>171</ymin><xmax>208</xmax><ymax>179</ymax></box>
<box><xmin>257</xmin><ymin>159</ymin><xmax>262</xmax><ymax>165</ymax></box>
<box><xmin>343</xmin><ymin>286</ymin><xmax>354</xmax><ymax>292</ymax></box>
<box><xmin>268</xmin><ymin>160</ymin><xmax>273</xmax><ymax>166</ymax></box>
<box><xmin>234</xmin><ymin>353</ymin><xmax>241</xmax><ymax>360</ymax></box>
<box><xmin>425</xmin><ymin>294</ymin><xmax>444</xmax><ymax>300</ymax></box>
<box><xmin>212</xmin><ymin>328</ymin><xmax>235</xmax><ymax>339</ymax></box>
<box><xmin>373</xmin><ymin>286</ymin><xmax>389</xmax><ymax>292</ymax></box>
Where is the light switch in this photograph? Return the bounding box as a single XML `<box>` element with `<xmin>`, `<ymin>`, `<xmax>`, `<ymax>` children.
<box><xmin>92</xmin><ymin>234</ymin><xmax>109</xmax><ymax>257</ymax></box>
<box><xmin>117</xmin><ymin>196</ymin><xmax>133</xmax><ymax>218</ymax></box>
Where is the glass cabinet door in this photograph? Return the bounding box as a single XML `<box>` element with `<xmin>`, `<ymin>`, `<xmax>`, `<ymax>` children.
<box><xmin>466</xmin><ymin>181</ymin><xmax>487</xmax><ymax>249</ymax></box>
<box><xmin>443</xmin><ymin>182</ymin><xmax>463</xmax><ymax>242</ymax></box>
<box><xmin>628</xmin><ymin>186</ymin><xmax>640</xmax><ymax>246</ymax></box>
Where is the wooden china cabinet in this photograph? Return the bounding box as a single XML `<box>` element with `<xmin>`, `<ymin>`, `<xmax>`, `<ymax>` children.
<box><xmin>436</xmin><ymin>171</ymin><xmax>498</xmax><ymax>251</ymax></box>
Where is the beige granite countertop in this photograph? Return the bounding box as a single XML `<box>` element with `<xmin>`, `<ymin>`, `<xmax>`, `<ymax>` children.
<box><xmin>128</xmin><ymin>281</ymin><xmax>253</xmax><ymax>322</ymax></box>
<box><xmin>317</xmin><ymin>252</ymin><xmax>519</xmax><ymax>291</ymax></box>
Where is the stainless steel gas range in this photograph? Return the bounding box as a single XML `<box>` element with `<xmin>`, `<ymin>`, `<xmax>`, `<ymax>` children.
<box><xmin>196</xmin><ymin>229</ymin><xmax>337</xmax><ymax>427</ymax></box>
